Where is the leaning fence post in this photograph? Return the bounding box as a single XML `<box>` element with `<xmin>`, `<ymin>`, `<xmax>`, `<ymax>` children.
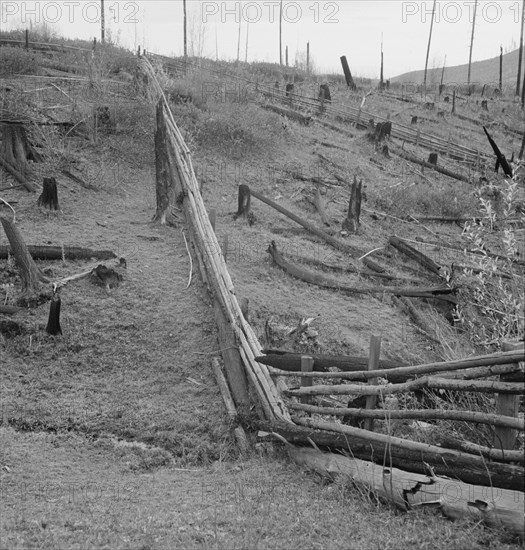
<box><xmin>300</xmin><ymin>356</ymin><xmax>314</xmax><ymax>405</ymax></box>
<box><xmin>364</xmin><ymin>335</ymin><xmax>381</xmax><ymax>431</ymax></box>
<box><xmin>494</xmin><ymin>341</ymin><xmax>524</xmax><ymax>449</ymax></box>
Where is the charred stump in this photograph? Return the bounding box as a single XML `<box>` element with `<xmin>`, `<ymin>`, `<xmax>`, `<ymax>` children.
<box><xmin>340</xmin><ymin>56</ymin><xmax>357</xmax><ymax>91</ymax></box>
<box><xmin>46</xmin><ymin>293</ymin><xmax>62</xmax><ymax>335</ymax></box>
<box><xmin>233</xmin><ymin>184</ymin><xmax>255</xmax><ymax>225</ymax></box>
<box><xmin>90</xmin><ymin>263</ymin><xmax>123</xmax><ymax>292</ymax></box>
<box><xmin>342</xmin><ymin>176</ymin><xmax>362</xmax><ymax>234</ymax></box>
<box><xmin>428</xmin><ymin>153</ymin><xmax>438</xmax><ymax>165</ymax></box>
<box><xmin>411</xmin><ymin>116</ymin><xmax>418</xmax><ymax>125</ymax></box>
<box><xmin>37</xmin><ymin>177</ymin><xmax>59</xmax><ymax>210</ymax></box>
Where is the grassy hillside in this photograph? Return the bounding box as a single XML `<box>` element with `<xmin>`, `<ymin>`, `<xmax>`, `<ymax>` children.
<box><xmin>392</xmin><ymin>48</ymin><xmax>520</xmax><ymax>89</ymax></box>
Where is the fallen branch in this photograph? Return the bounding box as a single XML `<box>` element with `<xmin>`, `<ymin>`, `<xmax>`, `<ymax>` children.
<box><xmin>288</xmin><ymin>402</ymin><xmax>524</xmax><ymax>431</ymax></box>
<box><xmin>389</xmin><ymin>235</ymin><xmax>443</xmax><ymax>278</ymax></box>
<box><xmin>0</xmin><ymin>245</ymin><xmax>116</xmax><ymax>261</ymax></box>
<box><xmin>268</xmin><ymin>241</ymin><xmax>456</xmax><ymax>303</ymax></box>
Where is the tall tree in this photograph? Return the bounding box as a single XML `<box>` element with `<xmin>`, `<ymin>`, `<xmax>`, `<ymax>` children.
<box><xmin>423</xmin><ymin>0</ymin><xmax>436</xmax><ymax>97</ymax></box>
<box><xmin>279</xmin><ymin>0</ymin><xmax>283</xmax><ymax>65</ymax></box>
<box><xmin>100</xmin><ymin>0</ymin><xmax>105</xmax><ymax>43</ymax></box>
<box><xmin>517</xmin><ymin>0</ymin><xmax>525</xmax><ymax>96</ymax></box>
<box><xmin>467</xmin><ymin>0</ymin><xmax>478</xmax><ymax>94</ymax></box>
<box><xmin>183</xmin><ymin>0</ymin><xmax>187</xmax><ymax>59</ymax></box>
<box><xmin>440</xmin><ymin>55</ymin><xmax>447</xmax><ymax>95</ymax></box>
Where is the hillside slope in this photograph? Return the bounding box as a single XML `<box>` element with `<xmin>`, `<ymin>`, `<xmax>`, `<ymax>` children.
<box><xmin>392</xmin><ymin>47</ymin><xmax>520</xmax><ymax>87</ymax></box>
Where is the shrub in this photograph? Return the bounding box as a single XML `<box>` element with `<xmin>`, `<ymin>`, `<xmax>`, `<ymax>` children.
<box><xmin>0</xmin><ymin>47</ymin><xmax>39</xmax><ymax>76</ymax></box>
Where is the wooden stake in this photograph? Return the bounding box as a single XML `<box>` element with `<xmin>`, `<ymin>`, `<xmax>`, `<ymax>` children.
<box><xmin>364</xmin><ymin>335</ymin><xmax>380</xmax><ymax>431</ymax></box>
<box><xmin>300</xmin><ymin>356</ymin><xmax>314</xmax><ymax>405</ymax></box>
<box><xmin>494</xmin><ymin>341</ymin><xmax>524</xmax><ymax>450</ymax></box>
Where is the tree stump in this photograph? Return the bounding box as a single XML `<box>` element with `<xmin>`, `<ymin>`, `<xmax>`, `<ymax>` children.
<box><xmin>411</xmin><ymin>116</ymin><xmax>418</xmax><ymax>125</ymax></box>
<box><xmin>428</xmin><ymin>153</ymin><xmax>438</xmax><ymax>165</ymax></box>
<box><xmin>342</xmin><ymin>176</ymin><xmax>362</xmax><ymax>234</ymax></box>
<box><xmin>233</xmin><ymin>184</ymin><xmax>255</xmax><ymax>225</ymax></box>
<box><xmin>481</xmin><ymin>100</ymin><xmax>488</xmax><ymax>111</ymax></box>
<box><xmin>46</xmin><ymin>293</ymin><xmax>62</xmax><ymax>335</ymax></box>
<box><xmin>0</xmin><ymin>216</ymin><xmax>49</xmax><ymax>302</ymax></box>
<box><xmin>37</xmin><ymin>177</ymin><xmax>59</xmax><ymax>210</ymax></box>
<box><xmin>94</xmin><ymin>105</ymin><xmax>112</xmax><ymax>132</ymax></box>
<box><xmin>318</xmin><ymin>84</ymin><xmax>331</xmax><ymax>102</ymax></box>
<box><xmin>444</xmin><ymin>96</ymin><xmax>450</xmax><ymax>103</ymax></box>
<box><xmin>90</xmin><ymin>264</ymin><xmax>123</xmax><ymax>292</ymax></box>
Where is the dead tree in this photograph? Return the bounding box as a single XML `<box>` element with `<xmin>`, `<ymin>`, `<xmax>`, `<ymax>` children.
<box><xmin>342</xmin><ymin>176</ymin><xmax>362</xmax><ymax>234</ymax></box>
<box><xmin>340</xmin><ymin>56</ymin><xmax>357</xmax><ymax>91</ymax></box>
<box><xmin>153</xmin><ymin>100</ymin><xmax>178</xmax><ymax>224</ymax></box>
<box><xmin>0</xmin><ymin>216</ymin><xmax>49</xmax><ymax>301</ymax></box>
<box><xmin>37</xmin><ymin>177</ymin><xmax>59</xmax><ymax>210</ymax></box>
<box><xmin>46</xmin><ymin>293</ymin><xmax>62</xmax><ymax>335</ymax></box>
<box><xmin>483</xmin><ymin>126</ymin><xmax>513</xmax><ymax>178</ymax></box>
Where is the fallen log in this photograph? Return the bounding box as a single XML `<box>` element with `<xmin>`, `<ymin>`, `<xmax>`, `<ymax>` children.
<box><xmin>284</xmin><ymin>375</ymin><xmax>524</xmax><ymax>396</ymax></box>
<box><xmin>391</xmin><ymin>148</ymin><xmax>470</xmax><ymax>182</ymax></box>
<box><xmin>256</xmin><ymin>350</ymin><xmax>405</xmax><ymax>375</ymax></box>
<box><xmin>0</xmin><ymin>305</ymin><xmax>22</xmax><ymax>315</ymax></box>
<box><xmin>261</xmin><ymin>103</ymin><xmax>312</xmax><ymax>125</ymax></box>
<box><xmin>288</xmin><ymin>402</ymin><xmax>524</xmax><ymax>431</ymax></box>
<box><xmin>389</xmin><ymin>235</ymin><xmax>443</xmax><ymax>278</ymax></box>
<box><xmin>290</xmin><ymin>416</ymin><xmax>525</xmax><ymax>492</ymax></box>
<box><xmin>0</xmin><ymin>245</ymin><xmax>116</xmax><ymax>261</ymax></box>
<box><xmin>249</xmin><ymin>188</ymin><xmax>361</xmax><ymax>256</ymax></box>
<box><xmin>282</xmin><ymin>441</ymin><xmax>524</xmax><ymax>538</ymax></box>
<box><xmin>269</xmin><ymin>349</ymin><xmax>525</xmax><ymax>382</ymax></box>
<box><xmin>433</xmin><ymin>433</ymin><xmax>525</xmax><ymax>464</ymax></box>
<box><xmin>268</xmin><ymin>241</ymin><xmax>456</xmax><ymax>303</ymax></box>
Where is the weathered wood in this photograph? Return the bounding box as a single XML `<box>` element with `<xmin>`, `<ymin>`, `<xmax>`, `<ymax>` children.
<box><xmin>483</xmin><ymin>126</ymin><xmax>513</xmax><ymax>177</ymax></box>
<box><xmin>300</xmin><ymin>356</ymin><xmax>314</xmax><ymax>405</ymax></box>
<box><xmin>389</xmin><ymin>235</ymin><xmax>443</xmax><ymax>278</ymax></box>
<box><xmin>0</xmin><ymin>156</ymin><xmax>36</xmax><ymax>192</ymax></box>
<box><xmin>364</xmin><ymin>335</ymin><xmax>380</xmax><ymax>431</ymax></box>
<box><xmin>37</xmin><ymin>177</ymin><xmax>59</xmax><ymax>210</ymax></box>
<box><xmin>261</xmin><ymin>103</ymin><xmax>311</xmax><ymax>125</ymax></box>
<box><xmin>267</xmin><ymin>240</ymin><xmax>455</xmax><ymax>302</ymax></box>
<box><xmin>342</xmin><ymin>175</ymin><xmax>362</xmax><ymax>233</ymax></box>
<box><xmin>0</xmin><ymin>245</ymin><xmax>116</xmax><ymax>261</ymax></box>
<box><xmin>285</xmin><ymin>376</ymin><xmax>524</xmax><ymax>397</ymax></box>
<box><xmin>391</xmin><ymin>148</ymin><xmax>469</xmax><ymax>182</ymax></box>
<box><xmin>250</xmin><ymin>188</ymin><xmax>361</xmax><ymax>256</ymax></box>
<box><xmin>45</xmin><ymin>294</ymin><xmax>62</xmax><ymax>335</ymax></box>
<box><xmin>213</xmin><ymin>300</ymin><xmax>250</xmax><ymax>415</ymax></box>
<box><xmin>494</xmin><ymin>341</ymin><xmax>524</xmax><ymax>450</ymax></box>
<box><xmin>291</xmin><ymin>416</ymin><xmax>525</xmax><ymax>492</ymax></box>
<box><xmin>283</xmin><ymin>442</ymin><xmax>525</xmax><ymax>538</ymax></box>
<box><xmin>312</xmin><ymin>185</ymin><xmax>330</xmax><ymax>226</ymax></box>
<box><xmin>340</xmin><ymin>56</ymin><xmax>357</xmax><ymax>90</ymax></box>
<box><xmin>434</xmin><ymin>433</ymin><xmax>525</xmax><ymax>464</ymax></box>
<box><xmin>288</xmin><ymin>402</ymin><xmax>524</xmax><ymax>431</ymax></box>
<box><xmin>270</xmin><ymin>349</ymin><xmax>524</xmax><ymax>382</ymax></box>
<box><xmin>257</xmin><ymin>349</ymin><xmax>405</xmax><ymax>372</ymax></box>
<box><xmin>211</xmin><ymin>357</ymin><xmax>249</xmax><ymax>454</ymax></box>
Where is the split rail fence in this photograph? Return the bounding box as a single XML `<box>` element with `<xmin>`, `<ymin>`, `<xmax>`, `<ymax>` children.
<box><xmin>141</xmin><ymin>55</ymin><xmax>525</xmax><ymax>537</ymax></box>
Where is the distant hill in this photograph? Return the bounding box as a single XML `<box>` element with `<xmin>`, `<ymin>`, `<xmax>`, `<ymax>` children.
<box><xmin>391</xmin><ymin>48</ymin><xmax>520</xmax><ymax>90</ymax></box>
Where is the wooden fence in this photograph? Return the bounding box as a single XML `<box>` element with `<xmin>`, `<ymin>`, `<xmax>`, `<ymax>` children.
<box><xmin>141</xmin><ymin>54</ymin><xmax>525</xmax><ymax>538</ymax></box>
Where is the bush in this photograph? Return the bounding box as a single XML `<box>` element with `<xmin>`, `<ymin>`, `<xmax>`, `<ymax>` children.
<box><xmin>0</xmin><ymin>47</ymin><xmax>39</xmax><ymax>76</ymax></box>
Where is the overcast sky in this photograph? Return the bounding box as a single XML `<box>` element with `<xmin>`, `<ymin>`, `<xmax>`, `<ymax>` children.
<box><xmin>0</xmin><ymin>1</ymin><xmax>522</xmax><ymax>78</ymax></box>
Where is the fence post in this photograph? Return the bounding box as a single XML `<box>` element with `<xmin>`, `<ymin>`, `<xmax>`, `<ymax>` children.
<box><xmin>364</xmin><ymin>335</ymin><xmax>381</xmax><ymax>431</ymax></box>
<box><xmin>300</xmin><ymin>356</ymin><xmax>314</xmax><ymax>405</ymax></box>
<box><xmin>494</xmin><ymin>341</ymin><xmax>524</xmax><ymax>449</ymax></box>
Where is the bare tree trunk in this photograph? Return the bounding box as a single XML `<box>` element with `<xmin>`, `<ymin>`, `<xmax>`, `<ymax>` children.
<box><xmin>37</xmin><ymin>177</ymin><xmax>59</xmax><ymax>210</ymax></box>
<box><xmin>342</xmin><ymin>176</ymin><xmax>362</xmax><ymax>233</ymax></box>
<box><xmin>467</xmin><ymin>0</ymin><xmax>478</xmax><ymax>94</ymax></box>
<box><xmin>183</xmin><ymin>0</ymin><xmax>187</xmax><ymax>60</ymax></box>
<box><xmin>423</xmin><ymin>0</ymin><xmax>436</xmax><ymax>98</ymax></box>
<box><xmin>0</xmin><ymin>216</ymin><xmax>49</xmax><ymax>299</ymax></box>
<box><xmin>46</xmin><ymin>293</ymin><xmax>62</xmax><ymax>335</ymax></box>
<box><xmin>279</xmin><ymin>0</ymin><xmax>283</xmax><ymax>65</ymax></box>
<box><xmin>517</xmin><ymin>0</ymin><xmax>525</xmax><ymax>96</ymax></box>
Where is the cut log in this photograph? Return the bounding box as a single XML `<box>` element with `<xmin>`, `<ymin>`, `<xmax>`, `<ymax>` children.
<box><xmin>0</xmin><ymin>216</ymin><xmax>50</xmax><ymax>299</ymax></box>
<box><xmin>249</xmin><ymin>188</ymin><xmax>362</xmax><ymax>256</ymax></box>
<box><xmin>261</xmin><ymin>104</ymin><xmax>311</xmax><ymax>125</ymax></box>
<box><xmin>37</xmin><ymin>177</ymin><xmax>59</xmax><ymax>210</ymax></box>
<box><xmin>391</xmin><ymin>148</ymin><xmax>469</xmax><ymax>182</ymax></box>
<box><xmin>269</xmin><ymin>349</ymin><xmax>525</xmax><ymax>382</ymax></box>
<box><xmin>45</xmin><ymin>294</ymin><xmax>62</xmax><ymax>335</ymax></box>
<box><xmin>290</xmin><ymin>416</ymin><xmax>525</xmax><ymax>492</ymax></box>
<box><xmin>267</xmin><ymin>241</ymin><xmax>456</xmax><ymax>303</ymax></box>
<box><xmin>282</xmin><ymin>442</ymin><xmax>524</xmax><ymax>538</ymax></box>
<box><xmin>288</xmin><ymin>402</ymin><xmax>524</xmax><ymax>431</ymax></box>
<box><xmin>0</xmin><ymin>245</ymin><xmax>116</xmax><ymax>261</ymax></box>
